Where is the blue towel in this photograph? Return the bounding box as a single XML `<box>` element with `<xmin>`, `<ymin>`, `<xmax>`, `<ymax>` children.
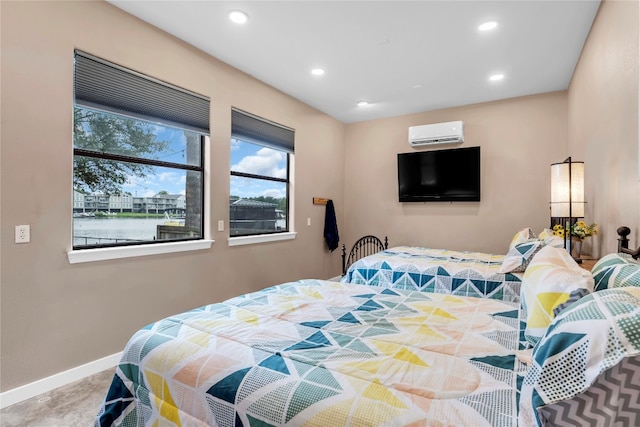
<box><xmin>324</xmin><ymin>199</ymin><xmax>340</xmax><ymax>252</ymax></box>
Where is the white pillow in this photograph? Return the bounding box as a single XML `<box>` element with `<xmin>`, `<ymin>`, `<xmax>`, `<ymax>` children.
<box><xmin>520</xmin><ymin>245</ymin><xmax>594</xmax><ymax>347</ymax></box>
<box><xmin>537</xmin><ymin>228</ymin><xmax>565</xmax><ymax>248</ymax></box>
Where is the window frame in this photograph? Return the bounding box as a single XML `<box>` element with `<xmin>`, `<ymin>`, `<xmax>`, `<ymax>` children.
<box><xmin>67</xmin><ymin>133</ymin><xmax>213</xmax><ymax>264</ymax></box>
<box><xmin>72</xmin><ymin>125</ymin><xmax>206</xmax><ymax>250</ymax></box>
<box><xmin>229</xmin><ymin>147</ymin><xmax>291</xmax><ymax>237</ymax></box>
<box><xmin>229</xmin><ymin>109</ymin><xmax>295</xmax><ymax>242</ymax></box>
<box><xmin>69</xmin><ymin>51</ymin><xmax>212</xmax><ymax>260</ymax></box>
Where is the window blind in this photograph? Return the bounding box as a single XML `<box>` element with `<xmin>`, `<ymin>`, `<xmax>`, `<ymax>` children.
<box><xmin>231</xmin><ymin>109</ymin><xmax>295</xmax><ymax>153</ymax></box>
<box><xmin>74</xmin><ymin>51</ymin><xmax>210</xmax><ymax>134</ymax></box>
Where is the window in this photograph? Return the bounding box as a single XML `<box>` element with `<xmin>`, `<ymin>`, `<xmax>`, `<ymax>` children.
<box><xmin>230</xmin><ymin>109</ymin><xmax>294</xmax><ymax>237</ymax></box>
<box><xmin>73</xmin><ymin>51</ymin><xmax>209</xmax><ymax>250</ymax></box>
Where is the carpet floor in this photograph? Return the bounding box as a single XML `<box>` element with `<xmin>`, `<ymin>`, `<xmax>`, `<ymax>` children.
<box><xmin>0</xmin><ymin>368</ymin><xmax>114</xmax><ymax>427</ymax></box>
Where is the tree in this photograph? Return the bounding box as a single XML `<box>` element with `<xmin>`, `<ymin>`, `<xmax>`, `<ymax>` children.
<box><xmin>249</xmin><ymin>196</ymin><xmax>286</xmax><ymax>212</ymax></box>
<box><xmin>73</xmin><ymin>108</ymin><xmax>170</xmax><ymax>195</ymax></box>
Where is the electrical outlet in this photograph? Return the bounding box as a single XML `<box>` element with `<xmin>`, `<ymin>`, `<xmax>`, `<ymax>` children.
<box><xmin>218</xmin><ymin>220</ymin><xmax>224</xmax><ymax>232</ymax></box>
<box><xmin>15</xmin><ymin>225</ymin><xmax>30</xmax><ymax>243</ymax></box>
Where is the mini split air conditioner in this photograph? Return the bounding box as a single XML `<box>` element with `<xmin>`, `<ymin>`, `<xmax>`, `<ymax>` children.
<box><xmin>408</xmin><ymin>121</ymin><xmax>464</xmax><ymax>147</ymax></box>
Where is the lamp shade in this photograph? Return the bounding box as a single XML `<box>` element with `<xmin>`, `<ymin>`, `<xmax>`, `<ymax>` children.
<box><xmin>550</xmin><ymin>160</ymin><xmax>584</xmax><ymax>217</ymax></box>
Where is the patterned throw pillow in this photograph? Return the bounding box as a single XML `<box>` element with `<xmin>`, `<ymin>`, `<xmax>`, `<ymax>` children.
<box><xmin>537</xmin><ymin>228</ymin><xmax>565</xmax><ymax>248</ymax></box>
<box><xmin>520</xmin><ymin>287</ymin><xmax>640</xmax><ymax>427</ymax></box>
<box><xmin>508</xmin><ymin>227</ymin><xmax>536</xmax><ymax>252</ymax></box>
<box><xmin>520</xmin><ymin>245</ymin><xmax>594</xmax><ymax>347</ymax></box>
<box><xmin>498</xmin><ymin>240</ymin><xmax>545</xmax><ymax>273</ymax></box>
<box><xmin>592</xmin><ymin>253</ymin><xmax>640</xmax><ymax>291</ymax></box>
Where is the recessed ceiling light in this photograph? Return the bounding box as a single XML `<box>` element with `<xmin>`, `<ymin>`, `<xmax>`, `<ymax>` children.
<box><xmin>479</xmin><ymin>21</ymin><xmax>498</xmax><ymax>31</ymax></box>
<box><xmin>489</xmin><ymin>73</ymin><xmax>505</xmax><ymax>81</ymax></box>
<box><xmin>311</xmin><ymin>68</ymin><xmax>325</xmax><ymax>76</ymax></box>
<box><xmin>412</xmin><ymin>83</ymin><xmax>423</xmax><ymax>89</ymax></box>
<box><xmin>229</xmin><ymin>10</ymin><xmax>248</xmax><ymax>24</ymax></box>
<box><xmin>356</xmin><ymin>100</ymin><xmax>369</xmax><ymax>107</ymax></box>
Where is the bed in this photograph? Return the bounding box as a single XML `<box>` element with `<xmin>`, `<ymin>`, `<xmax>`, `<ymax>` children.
<box><xmin>96</xmin><ymin>280</ymin><xmax>526</xmax><ymax>426</ymax></box>
<box><xmin>340</xmin><ymin>228</ymin><xmax>554</xmax><ymax>303</ymax></box>
<box><xmin>341</xmin><ymin>245</ymin><xmax>523</xmax><ymax>303</ymax></box>
<box><xmin>95</xmin><ymin>227</ymin><xmax>640</xmax><ymax>427</ymax></box>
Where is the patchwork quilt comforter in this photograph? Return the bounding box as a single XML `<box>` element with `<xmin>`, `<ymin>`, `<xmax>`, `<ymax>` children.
<box><xmin>95</xmin><ymin>279</ymin><xmax>526</xmax><ymax>427</ymax></box>
<box><xmin>342</xmin><ymin>246</ymin><xmax>522</xmax><ymax>303</ymax></box>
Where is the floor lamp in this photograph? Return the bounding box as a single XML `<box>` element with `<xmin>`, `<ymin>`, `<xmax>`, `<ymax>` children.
<box><xmin>550</xmin><ymin>157</ymin><xmax>585</xmax><ymax>263</ymax></box>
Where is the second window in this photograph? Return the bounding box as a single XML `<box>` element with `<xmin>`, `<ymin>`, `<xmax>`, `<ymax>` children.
<box><xmin>230</xmin><ymin>109</ymin><xmax>294</xmax><ymax>237</ymax></box>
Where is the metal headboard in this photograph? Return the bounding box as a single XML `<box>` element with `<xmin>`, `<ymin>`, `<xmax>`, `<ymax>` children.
<box><xmin>341</xmin><ymin>235</ymin><xmax>389</xmax><ymax>275</ymax></box>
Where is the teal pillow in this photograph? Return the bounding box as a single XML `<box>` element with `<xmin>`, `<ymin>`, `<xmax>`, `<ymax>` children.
<box><xmin>520</xmin><ymin>287</ymin><xmax>640</xmax><ymax>426</ymax></box>
<box><xmin>592</xmin><ymin>253</ymin><xmax>640</xmax><ymax>291</ymax></box>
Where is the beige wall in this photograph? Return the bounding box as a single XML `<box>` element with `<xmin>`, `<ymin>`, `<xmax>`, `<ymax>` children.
<box><xmin>1</xmin><ymin>0</ymin><xmax>638</xmax><ymax>396</ymax></box>
<box><xmin>0</xmin><ymin>1</ymin><xmax>345</xmax><ymax>391</ymax></box>
<box><xmin>343</xmin><ymin>92</ymin><xmax>568</xmax><ymax>254</ymax></box>
<box><xmin>568</xmin><ymin>0</ymin><xmax>640</xmax><ymax>256</ymax></box>
<box><xmin>342</xmin><ymin>0</ymin><xmax>639</xmax><ymax>257</ymax></box>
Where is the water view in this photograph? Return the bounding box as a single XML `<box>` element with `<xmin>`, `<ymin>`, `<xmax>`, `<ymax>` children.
<box><xmin>73</xmin><ymin>216</ymin><xmax>171</xmax><ymax>246</ymax></box>
<box><xmin>73</xmin><ymin>211</ymin><xmax>286</xmax><ymax>247</ymax></box>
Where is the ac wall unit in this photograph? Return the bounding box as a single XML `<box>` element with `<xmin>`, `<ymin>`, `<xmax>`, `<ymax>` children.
<box><xmin>408</xmin><ymin>121</ymin><xmax>464</xmax><ymax>147</ymax></box>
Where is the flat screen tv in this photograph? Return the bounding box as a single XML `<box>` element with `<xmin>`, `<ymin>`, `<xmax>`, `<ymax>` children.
<box><xmin>398</xmin><ymin>146</ymin><xmax>480</xmax><ymax>202</ymax></box>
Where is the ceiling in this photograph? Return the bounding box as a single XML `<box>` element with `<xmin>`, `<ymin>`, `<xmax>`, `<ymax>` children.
<box><xmin>107</xmin><ymin>0</ymin><xmax>601</xmax><ymax>124</ymax></box>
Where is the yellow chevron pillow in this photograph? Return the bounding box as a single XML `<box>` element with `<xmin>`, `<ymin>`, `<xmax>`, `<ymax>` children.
<box><xmin>521</xmin><ymin>245</ymin><xmax>594</xmax><ymax>346</ymax></box>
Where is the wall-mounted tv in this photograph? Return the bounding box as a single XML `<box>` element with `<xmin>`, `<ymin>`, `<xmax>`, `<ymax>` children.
<box><xmin>397</xmin><ymin>146</ymin><xmax>481</xmax><ymax>202</ymax></box>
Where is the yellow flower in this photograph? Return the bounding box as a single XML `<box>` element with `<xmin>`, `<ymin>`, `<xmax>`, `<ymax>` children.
<box><xmin>552</xmin><ymin>224</ymin><xmax>565</xmax><ymax>237</ymax></box>
<box><xmin>552</xmin><ymin>222</ymin><xmax>598</xmax><ymax>240</ymax></box>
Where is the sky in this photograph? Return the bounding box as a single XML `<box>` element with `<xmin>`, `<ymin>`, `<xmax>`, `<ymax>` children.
<box><xmin>230</xmin><ymin>138</ymin><xmax>287</xmax><ymax>199</ymax></box>
<box><xmin>119</xmin><ymin>127</ymin><xmax>288</xmax><ymax>200</ymax></box>
<box><xmin>78</xmin><ymin>109</ymin><xmax>288</xmax><ymax>200</ymax></box>
<box><xmin>120</xmin><ymin>126</ymin><xmax>191</xmax><ymax>197</ymax></box>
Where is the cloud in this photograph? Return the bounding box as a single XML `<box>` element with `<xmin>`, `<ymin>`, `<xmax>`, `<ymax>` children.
<box><xmin>123</xmin><ymin>174</ymin><xmax>155</xmax><ymax>190</ymax></box>
<box><xmin>230</xmin><ymin>176</ymin><xmax>286</xmax><ymax>199</ymax></box>
<box><xmin>122</xmin><ymin>170</ymin><xmax>187</xmax><ymax>196</ymax></box>
<box><xmin>157</xmin><ymin>171</ymin><xmax>183</xmax><ymax>185</ymax></box>
<box><xmin>150</xmin><ymin>124</ymin><xmax>166</xmax><ymax>134</ymax></box>
<box><xmin>232</xmin><ymin>147</ymin><xmax>286</xmax><ymax>178</ymax></box>
<box><xmin>262</xmin><ymin>188</ymin><xmax>286</xmax><ymax>198</ymax></box>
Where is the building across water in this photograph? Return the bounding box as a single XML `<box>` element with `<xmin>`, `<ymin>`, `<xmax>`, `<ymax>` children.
<box><xmin>73</xmin><ymin>191</ymin><xmax>185</xmax><ymax>215</ymax></box>
<box><xmin>73</xmin><ymin>192</ymin><xmax>286</xmax><ymax>236</ymax></box>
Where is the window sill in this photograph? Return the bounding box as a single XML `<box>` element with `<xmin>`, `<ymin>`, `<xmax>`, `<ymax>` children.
<box><xmin>228</xmin><ymin>232</ymin><xmax>297</xmax><ymax>247</ymax></box>
<box><xmin>67</xmin><ymin>239</ymin><xmax>214</xmax><ymax>264</ymax></box>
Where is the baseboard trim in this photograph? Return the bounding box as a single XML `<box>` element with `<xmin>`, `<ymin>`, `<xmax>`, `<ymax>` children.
<box><xmin>0</xmin><ymin>352</ymin><xmax>122</xmax><ymax>409</ymax></box>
